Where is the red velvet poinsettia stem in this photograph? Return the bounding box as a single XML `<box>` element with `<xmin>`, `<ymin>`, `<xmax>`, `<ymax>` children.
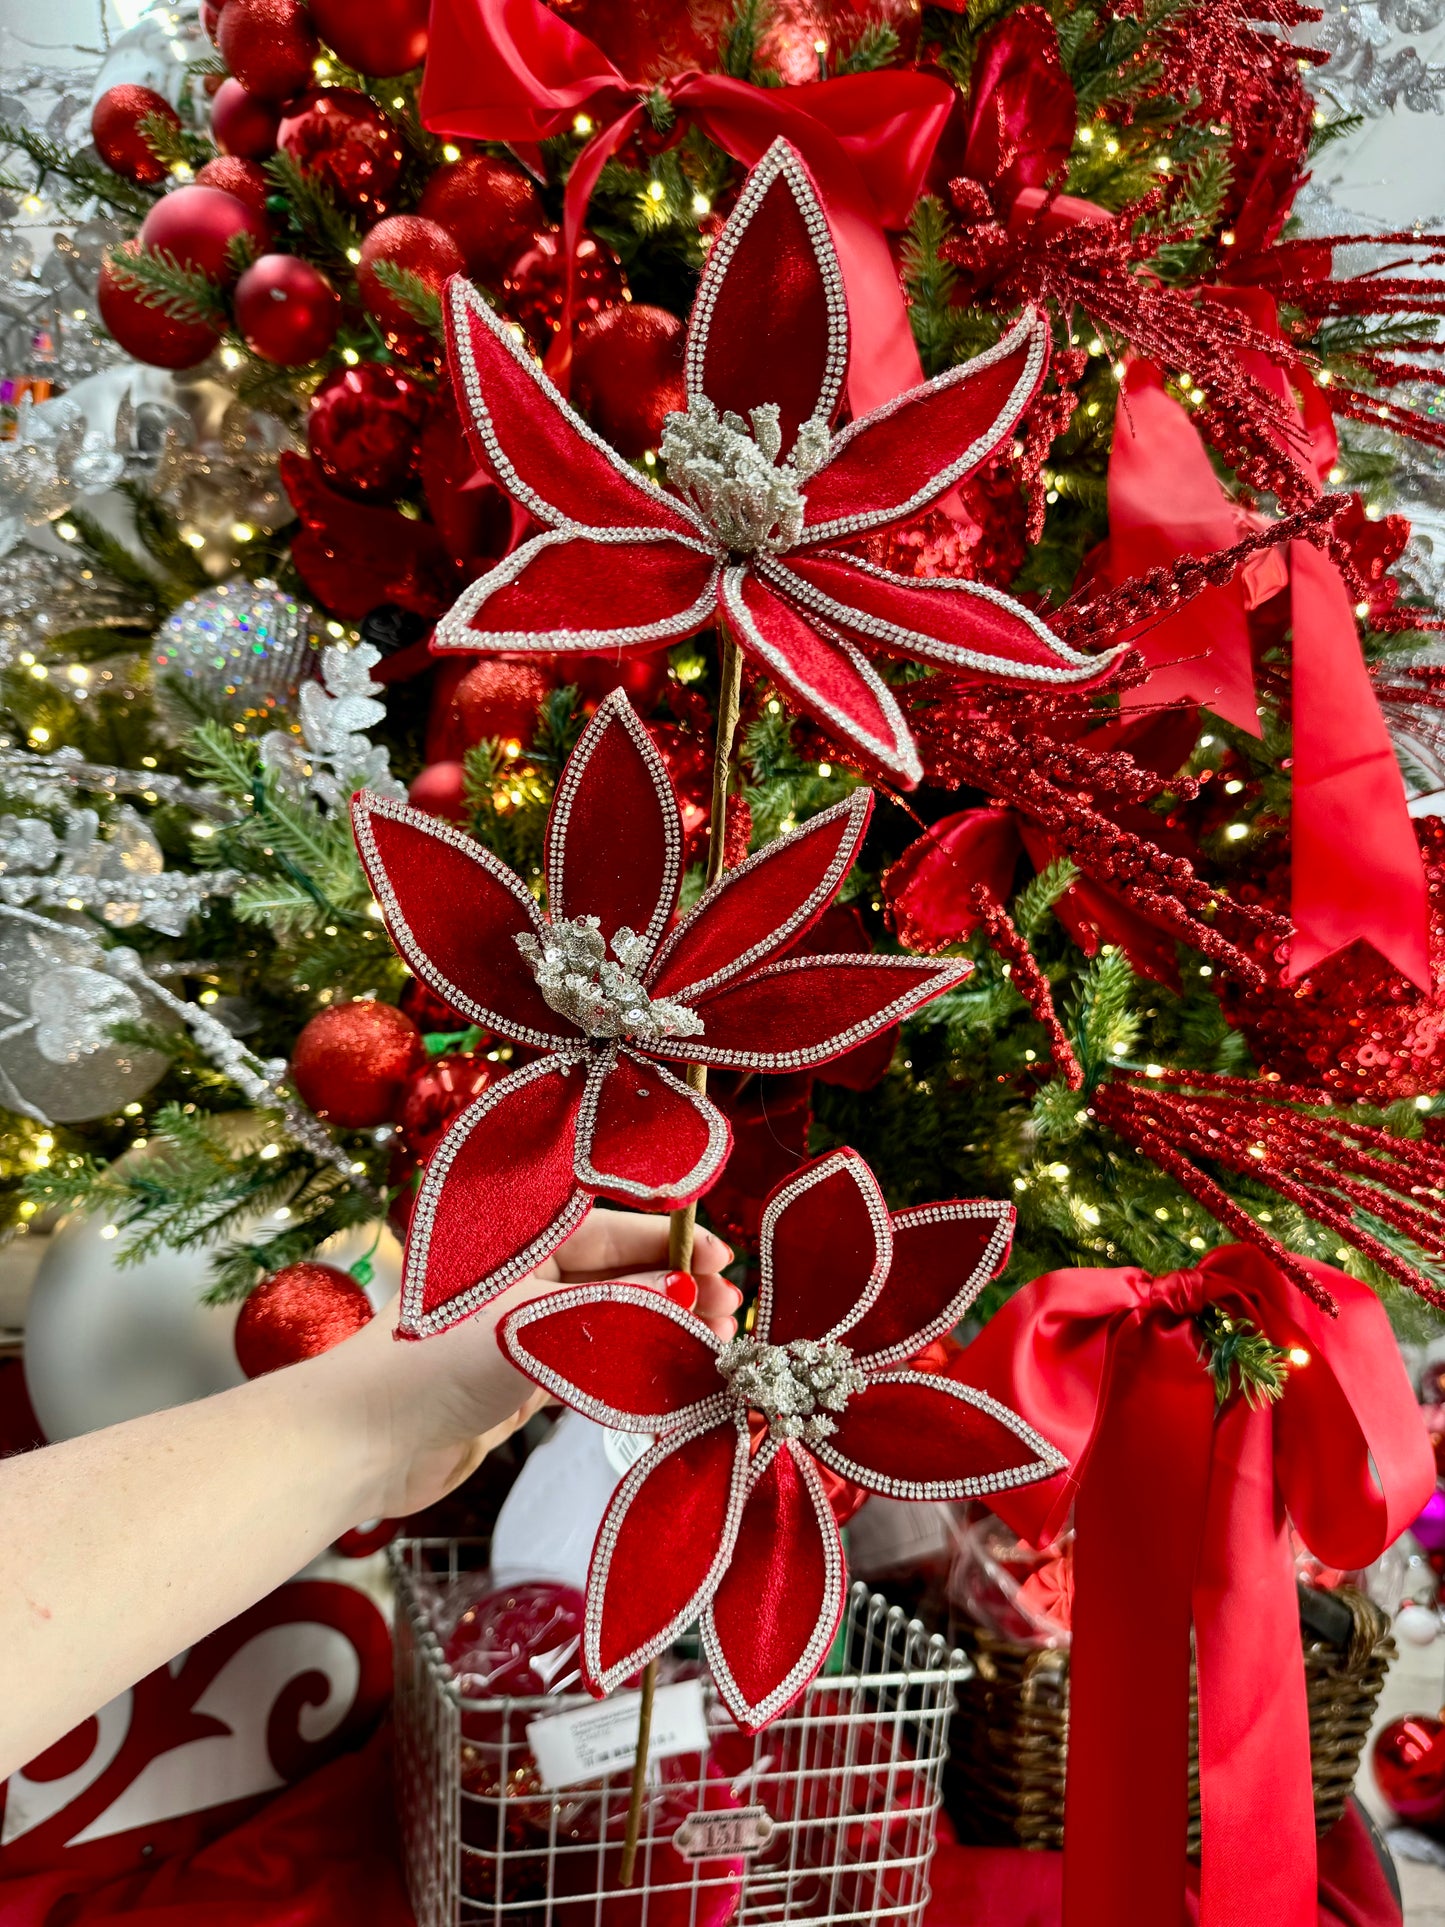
<box><xmin>621</xmin><ymin>620</ymin><xmax>744</xmax><ymax>1888</ymax></box>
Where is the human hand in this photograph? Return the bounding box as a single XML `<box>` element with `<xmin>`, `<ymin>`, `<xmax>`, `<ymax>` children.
<box><xmin>320</xmin><ymin>1209</ymin><xmax>739</xmax><ymax>1523</ymax></box>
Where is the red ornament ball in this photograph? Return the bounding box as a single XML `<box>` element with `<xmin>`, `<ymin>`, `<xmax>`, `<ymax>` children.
<box><xmin>1374</xmin><ymin>1713</ymin><xmax>1445</xmax><ymax>1827</ymax></box>
<box><xmin>234</xmin><ymin>1262</ymin><xmax>373</xmax><ymax>1378</ymax></box>
<box><xmin>307</xmin><ymin>362</ymin><xmax>428</xmax><ymax>498</ymax></box>
<box><xmin>308</xmin><ymin>0</ymin><xmax>430</xmax><ymax>75</ymax></box>
<box><xmin>202</xmin><ymin>0</ymin><xmax>228</xmax><ymax>41</ymax></box>
<box><xmin>407</xmin><ymin>760</ymin><xmax>469</xmax><ymax>822</ymax></box>
<box><xmin>572</xmin><ymin>303</ymin><xmax>686</xmax><ymax>458</ymax></box>
<box><xmin>289</xmin><ymin>999</ymin><xmax>425</xmax><ymax>1126</ymax></box>
<box><xmin>553</xmin><ymin>648</ymin><xmax>667</xmax><ymax>715</ymax></box>
<box><xmin>397</xmin><ymin>1051</ymin><xmax>493</xmax><ymax>1161</ymax></box>
<box><xmin>193</xmin><ymin>154</ymin><xmax>271</xmax><ymax>217</ymax></box>
<box><xmin>210</xmin><ymin>77</ymin><xmax>281</xmax><ymax>159</ymax></box>
<box><xmin>91</xmin><ymin>85</ymin><xmax>180</xmax><ymax>185</ymax></box>
<box><xmin>278</xmin><ymin>88</ymin><xmax>404</xmax><ymax>220</ymax></box>
<box><xmin>455</xmin><ymin>659</ymin><xmax>554</xmax><ymax>750</ymax></box>
<box><xmin>233</xmin><ymin>253</ymin><xmax>340</xmax><ymax>365</ymax></box>
<box><xmin>418</xmin><ymin>156</ymin><xmax>543</xmax><ymax>285</ymax></box>
<box><xmin>399</xmin><ymin>975</ymin><xmax>470</xmax><ymax>1033</ymax></box>
<box><xmin>217</xmin><ymin>0</ymin><xmax>319</xmax><ymax>103</ymax></box>
<box><xmin>356</xmin><ymin>214</ymin><xmax>465</xmax><ymax>344</ymax></box>
<box><xmin>445</xmin><ymin>1582</ymin><xmax>587</xmax><ymax>1697</ymax></box>
<box><xmin>98</xmin><ymin>240</ymin><xmax>222</xmax><ymax>369</ymax></box>
<box><xmin>138</xmin><ymin>184</ymin><xmax>269</xmax><ymax>285</ymax></box>
<box><xmin>502</xmin><ymin>227</ymin><xmax>624</xmax><ymax>350</ymax></box>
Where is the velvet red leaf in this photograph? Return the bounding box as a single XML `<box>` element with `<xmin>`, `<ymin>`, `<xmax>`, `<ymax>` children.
<box><xmin>576</xmin><ymin>1051</ymin><xmax>731</xmax><ymax>1207</ymax></box>
<box><xmin>756</xmin><ymin>1148</ymin><xmax>892</xmax><ymax>1348</ymax></box>
<box><xmin>813</xmin><ymin>1371</ymin><xmax>1064</xmax><ymax>1500</ymax></box>
<box><xmin>843</xmin><ymin>1199</ymin><xmax>1015</xmax><ymax>1368</ymax></box>
<box><xmin>499</xmin><ymin>1283</ymin><xmax>729</xmax><ymax>1429</ymax></box>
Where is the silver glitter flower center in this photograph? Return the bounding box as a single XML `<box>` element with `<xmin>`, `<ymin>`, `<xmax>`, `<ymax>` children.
<box><xmin>716</xmin><ymin>1334</ymin><xmax>867</xmax><ymax>1444</ymax></box>
<box><xmin>515</xmin><ymin>916</ymin><xmax>704</xmax><ymax>1045</ymax></box>
<box><xmin>661</xmin><ymin>398</ymin><xmax>830</xmax><ymax>555</ymax></box>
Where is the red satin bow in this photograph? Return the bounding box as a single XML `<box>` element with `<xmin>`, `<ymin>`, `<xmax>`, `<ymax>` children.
<box><xmin>954</xmin><ymin>1244</ymin><xmax>1434</xmax><ymax>1927</ymax></box>
<box><xmin>418</xmin><ymin>0</ymin><xmax>951</xmax><ymax>411</ymax></box>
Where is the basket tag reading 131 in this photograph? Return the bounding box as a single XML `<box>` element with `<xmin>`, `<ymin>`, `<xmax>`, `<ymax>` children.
<box><xmin>527</xmin><ymin>1680</ymin><xmax>709</xmax><ymax>1789</ymax></box>
<box><xmin>674</xmin><ymin>1808</ymin><xmax>777</xmax><ymax>1860</ymax></box>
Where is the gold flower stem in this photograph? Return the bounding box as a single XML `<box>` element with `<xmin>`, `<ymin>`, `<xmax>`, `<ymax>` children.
<box><xmin>619</xmin><ymin>617</ymin><xmax>743</xmax><ymax>1889</ymax></box>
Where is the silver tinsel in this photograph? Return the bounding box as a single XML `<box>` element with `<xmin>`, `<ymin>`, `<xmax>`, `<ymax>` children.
<box><xmin>516</xmin><ymin>917</ymin><xmax>704</xmax><ymax>1043</ymax></box>
<box><xmin>716</xmin><ymin>1334</ymin><xmax>868</xmax><ymax>1444</ymax></box>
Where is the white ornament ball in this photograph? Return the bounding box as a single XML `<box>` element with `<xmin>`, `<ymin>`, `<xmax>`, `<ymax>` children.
<box><xmin>1396</xmin><ymin>1602</ymin><xmax>1441</xmax><ymax>1647</ymax></box>
<box><xmin>151</xmin><ymin>579</ymin><xmax>319</xmax><ymax>730</ymax></box>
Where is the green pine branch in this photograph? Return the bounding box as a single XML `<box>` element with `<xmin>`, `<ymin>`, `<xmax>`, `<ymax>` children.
<box><xmin>366</xmin><ymin>259</ymin><xmax>445</xmax><ymax>339</ymax></box>
<box><xmin>105</xmin><ymin>245</ymin><xmax>228</xmax><ymax>326</ymax></box>
<box><xmin>263</xmin><ymin>150</ymin><xmax>362</xmax><ymax>263</ymax></box>
<box><xmin>834</xmin><ymin>19</ymin><xmax>900</xmax><ymax>73</ymax></box>
<box><xmin>0</xmin><ymin>120</ymin><xmax>154</xmax><ymax>216</ymax></box>
<box><xmin>719</xmin><ymin>0</ymin><xmax>778</xmax><ymax>83</ymax></box>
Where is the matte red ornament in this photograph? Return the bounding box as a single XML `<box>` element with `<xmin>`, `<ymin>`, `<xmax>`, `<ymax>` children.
<box><xmin>309</xmin><ymin>0</ymin><xmax>429</xmax><ymax>75</ymax></box>
<box><xmin>501</xmin><ymin>226</ymin><xmax>625</xmax><ymax>351</ymax></box>
<box><xmin>408</xmin><ymin>760</ymin><xmax>469</xmax><ymax>822</ymax></box>
<box><xmin>277</xmin><ymin>89</ymin><xmax>405</xmax><ymax>220</ymax></box>
<box><xmin>289</xmin><ymin>998</ymin><xmax>425</xmax><ymax>1127</ymax></box>
<box><xmin>193</xmin><ymin>154</ymin><xmax>271</xmax><ymax>217</ymax></box>
<box><xmin>419</xmin><ymin>156</ymin><xmax>543</xmax><ymax>285</ymax></box>
<box><xmin>555</xmin><ymin>649</ymin><xmax>669</xmax><ymax>716</ymax></box>
<box><xmin>217</xmin><ymin>0</ymin><xmax>319</xmax><ymax>103</ymax></box>
<box><xmin>572</xmin><ymin>304</ymin><xmax>687</xmax><ymax>458</ymax></box>
<box><xmin>97</xmin><ymin>241</ymin><xmax>222</xmax><ymax>369</ymax></box>
<box><xmin>437</xmin><ymin>142</ymin><xmax>1118</xmax><ymax>788</ymax></box>
<box><xmin>137</xmin><ymin>184</ymin><xmax>269</xmax><ymax>285</ymax></box>
<box><xmin>454</xmin><ymin>659</ymin><xmax>554</xmax><ymax>750</ymax></box>
<box><xmin>356</xmin><ymin>214</ymin><xmax>465</xmax><ymax>347</ymax></box>
<box><xmin>306</xmin><ymin>362</ymin><xmax>428</xmax><ymax>499</ymax></box>
<box><xmin>234</xmin><ymin>1261</ymin><xmax>373</xmax><ymax>1378</ymax></box>
<box><xmin>234</xmin><ymin>253</ymin><xmax>340</xmax><ymax>365</ymax></box>
<box><xmin>1374</xmin><ymin>1714</ymin><xmax>1445</xmax><ymax>1827</ymax></box>
<box><xmin>397</xmin><ymin>1050</ymin><xmax>494</xmax><ymax>1162</ymax></box>
<box><xmin>210</xmin><ymin>77</ymin><xmax>281</xmax><ymax>159</ymax></box>
<box><xmin>351</xmin><ymin>690</ymin><xmax>968</xmax><ymax>1335</ymax></box>
<box><xmin>500</xmin><ymin>1148</ymin><xmax>1042</xmax><ymax>1727</ymax></box>
<box><xmin>91</xmin><ymin>85</ymin><xmax>179</xmax><ymax>185</ymax></box>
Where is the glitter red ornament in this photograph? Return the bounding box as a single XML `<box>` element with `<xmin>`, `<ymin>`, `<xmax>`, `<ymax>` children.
<box><xmin>217</xmin><ymin>0</ymin><xmax>319</xmax><ymax>103</ymax></box>
<box><xmin>356</xmin><ymin>214</ymin><xmax>465</xmax><ymax>350</ymax></box>
<box><xmin>289</xmin><ymin>999</ymin><xmax>425</xmax><ymax>1127</ymax></box>
<box><xmin>1373</xmin><ymin>1713</ymin><xmax>1445</xmax><ymax>1828</ymax></box>
<box><xmin>91</xmin><ymin>85</ymin><xmax>180</xmax><ymax>185</ymax></box>
<box><xmin>277</xmin><ymin>89</ymin><xmax>405</xmax><ymax>221</ymax></box>
<box><xmin>137</xmin><ymin>183</ymin><xmax>269</xmax><ymax>285</ymax></box>
<box><xmin>210</xmin><ymin>77</ymin><xmax>281</xmax><ymax>159</ymax></box>
<box><xmin>193</xmin><ymin>154</ymin><xmax>271</xmax><ymax>217</ymax></box>
<box><xmin>307</xmin><ymin>0</ymin><xmax>430</xmax><ymax>76</ymax></box>
<box><xmin>98</xmin><ymin>240</ymin><xmax>223</xmax><ymax>369</ymax></box>
<box><xmin>454</xmin><ymin>659</ymin><xmax>555</xmax><ymax>749</ymax></box>
<box><xmin>397</xmin><ymin>1051</ymin><xmax>494</xmax><ymax>1162</ymax></box>
<box><xmin>408</xmin><ymin>760</ymin><xmax>469</xmax><ymax>822</ymax></box>
<box><xmin>501</xmin><ymin>227</ymin><xmax>625</xmax><ymax>350</ymax></box>
<box><xmin>571</xmin><ymin>303</ymin><xmax>686</xmax><ymax>458</ymax></box>
<box><xmin>418</xmin><ymin>156</ymin><xmax>544</xmax><ymax>285</ymax></box>
<box><xmin>233</xmin><ymin>253</ymin><xmax>341</xmax><ymax>365</ymax></box>
<box><xmin>234</xmin><ymin>1261</ymin><xmax>374</xmax><ymax>1378</ymax></box>
<box><xmin>306</xmin><ymin>362</ymin><xmax>429</xmax><ymax>499</ymax></box>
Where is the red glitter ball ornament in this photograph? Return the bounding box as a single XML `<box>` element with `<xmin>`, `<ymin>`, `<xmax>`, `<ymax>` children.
<box><xmin>210</xmin><ymin>77</ymin><xmax>281</xmax><ymax>158</ymax></box>
<box><xmin>234</xmin><ymin>253</ymin><xmax>341</xmax><ymax>365</ymax></box>
<box><xmin>572</xmin><ymin>303</ymin><xmax>686</xmax><ymax>458</ymax></box>
<box><xmin>306</xmin><ymin>362</ymin><xmax>428</xmax><ymax>499</ymax></box>
<box><xmin>277</xmin><ymin>88</ymin><xmax>405</xmax><ymax>220</ymax></box>
<box><xmin>308</xmin><ymin>0</ymin><xmax>430</xmax><ymax>76</ymax></box>
<box><xmin>553</xmin><ymin>648</ymin><xmax>667</xmax><ymax>715</ymax></box>
<box><xmin>289</xmin><ymin>999</ymin><xmax>425</xmax><ymax>1126</ymax></box>
<box><xmin>454</xmin><ymin>659</ymin><xmax>555</xmax><ymax>749</ymax></box>
<box><xmin>1374</xmin><ymin>1713</ymin><xmax>1445</xmax><ymax>1827</ymax></box>
<box><xmin>418</xmin><ymin>156</ymin><xmax>544</xmax><ymax>285</ymax></box>
<box><xmin>501</xmin><ymin>226</ymin><xmax>624</xmax><ymax>350</ymax></box>
<box><xmin>91</xmin><ymin>85</ymin><xmax>180</xmax><ymax>185</ymax></box>
<box><xmin>399</xmin><ymin>975</ymin><xmax>470</xmax><ymax>1033</ymax></box>
<box><xmin>193</xmin><ymin>154</ymin><xmax>271</xmax><ymax>216</ymax></box>
<box><xmin>217</xmin><ymin>0</ymin><xmax>319</xmax><ymax>103</ymax></box>
<box><xmin>408</xmin><ymin>760</ymin><xmax>469</xmax><ymax>822</ymax></box>
<box><xmin>397</xmin><ymin>1051</ymin><xmax>493</xmax><ymax>1162</ymax></box>
<box><xmin>234</xmin><ymin>1262</ymin><xmax>373</xmax><ymax>1378</ymax></box>
<box><xmin>138</xmin><ymin>183</ymin><xmax>269</xmax><ymax>285</ymax></box>
<box><xmin>356</xmin><ymin>214</ymin><xmax>464</xmax><ymax>350</ymax></box>
<box><xmin>98</xmin><ymin>240</ymin><xmax>222</xmax><ymax>369</ymax></box>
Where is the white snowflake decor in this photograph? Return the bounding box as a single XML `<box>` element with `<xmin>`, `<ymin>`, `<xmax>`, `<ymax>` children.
<box><xmin>260</xmin><ymin>643</ymin><xmax>405</xmax><ymax>812</ymax></box>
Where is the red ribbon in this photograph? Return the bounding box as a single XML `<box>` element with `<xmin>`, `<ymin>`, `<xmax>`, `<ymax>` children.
<box><xmin>954</xmin><ymin>1244</ymin><xmax>1434</xmax><ymax>1927</ymax></box>
<box><xmin>419</xmin><ymin>0</ymin><xmax>952</xmax><ymax>412</ymax></box>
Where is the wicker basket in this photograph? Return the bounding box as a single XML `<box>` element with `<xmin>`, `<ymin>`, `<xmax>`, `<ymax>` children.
<box><xmin>946</xmin><ymin>1584</ymin><xmax>1394</xmax><ymax>1853</ymax></box>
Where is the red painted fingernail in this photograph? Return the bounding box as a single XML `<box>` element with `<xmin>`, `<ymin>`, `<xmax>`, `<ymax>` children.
<box><xmin>664</xmin><ymin>1270</ymin><xmax>697</xmax><ymax>1311</ymax></box>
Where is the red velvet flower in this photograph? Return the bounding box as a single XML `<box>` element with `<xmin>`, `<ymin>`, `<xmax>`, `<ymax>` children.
<box><xmin>434</xmin><ymin>138</ymin><xmax>1117</xmax><ymax>787</ymax></box>
<box><xmin>352</xmin><ymin>694</ymin><xmax>969</xmax><ymax>1336</ymax></box>
<box><xmin>498</xmin><ymin>1148</ymin><xmax>1062</xmax><ymax>1729</ymax></box>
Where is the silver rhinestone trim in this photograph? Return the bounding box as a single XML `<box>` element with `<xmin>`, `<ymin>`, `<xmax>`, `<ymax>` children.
<box><xmin>646</xmin><ymin>789</ymin><xmax>873</xmax><ymax>1006</ymax></box>
<box><xmin>517</xmin><ymin>917</ymin><xmax>703</xmax><ymax>1042</ymax></box>
<box><xmin>685</xmin><ymin>138</ymin><xmax>849</xmax><ymax>460</ymax></box>
<box><xmin>754</xmin><ymin>1149</ymin><xmax>893</xmax><ymax>1348</ymax></box>
<box><xmin>810</xmin><ymin>1370</ymin><xmax>1067</xmax><ymax>1501</ymax></box>
<box><xmin>852</xmin><ymin>1198</ymin><xmax>1016</xmax><ymax>1371</ymax></box>
<box><xmin>572</xmin><ymin>1047</ymin><xmax>732</xmax><ymax>1205</ymax></box>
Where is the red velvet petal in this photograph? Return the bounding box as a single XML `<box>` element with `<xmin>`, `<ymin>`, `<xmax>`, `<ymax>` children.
<box><xmin>721</xmin><ymin>567</ymin><xmax>921</xmax><ymax>787</ymax></box>
<box><xmin>445</xmin><ymin>276</ymin><xmax>705</xmax><ymax>538</ymax></box>
<box><xmin>800</xmin><ymin>309</ymin><xmax>1049</xmax><ymax>544</ymax></box>
<box><xmin>433</xmin><ymin>528</ymin><xmax>720</xmax><ymax>656</ymax></box>
<box><xmin>685</xmin><ymin>140</ymin><xmax>848</xmax><ymax>460</ymax></box>
<box><xmin>813</xmin><ymin>1371</ymin><xmax>1064</xmax><ymax>1500</ymax></box>
<box><xmin>575</xmin><ymin>1050</ymin><xmax>731</xmax><ymax>1208</ymax></box>
<box><xmin>547</xmin><ymin>690</ymin><xmax>683</xmax><ymax>960</ymax></box>
<box><xmin>499</xmin><ymin>1282</ymin><xmax>728</xmax><ymax>1429</ymax></box>
<box><xmin>655</xmin><ymin>953</ymin><xmax>970</xmax><ymax>1073</ymax></box>
<box><xmin>351</xmin><ymin>790</ymin><xmax>573</xmax><ymax>1049</ymax></box>
<box><xmin>585</xmin><ymin>1413</ymin><xmax>750</xmax><ymax>1694</ymax></box>
<box><xmin>399</xmin><ymin>1055</ymin><xmax>589</xmax><ymax>1336</ymax></box>
<box><xmin>883</xmin><ymin>809</ymin><xmax>1024</xmax><ymax>955</ymax></box>
<box><xmin>756</xmin><ymin>1149</ymin><xmax>891</xmax><ymax>1348</ymax></box>
<box><xmin>648</xmin><ymin>791</ymin><xmax>873</xmax><ymax>1004</ymax></box>
<box><xmin>764</xmin><ymin>552</ymin><xmax>1118</xmax><ymax>684</ymax></box>
<box><xmin>702</xmin><ymin>1441</ymin><xmax>845</xmax><ymax>1731</ymax></box>
<box><xmin>843</xmin><ymin>1199</ymin><xmax>1015</xmax><ymax>1368</ymax></box>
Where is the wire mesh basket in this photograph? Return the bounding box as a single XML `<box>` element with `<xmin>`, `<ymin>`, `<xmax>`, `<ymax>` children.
<box><xmin>391</xmin><ymin>1538</ymin><xmax>971</xmax><ymax>1927</ymax></box>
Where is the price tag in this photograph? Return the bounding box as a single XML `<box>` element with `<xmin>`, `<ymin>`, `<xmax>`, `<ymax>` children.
<box><xmin>527</xmin><ymin>1679</ymin><xmax>709</xmax><ymax>1790</ymax></box>
<box><xmin>674</xmin><ymin>1806</ymin><xmax>776</xmax><ymax>1860</ymax></box>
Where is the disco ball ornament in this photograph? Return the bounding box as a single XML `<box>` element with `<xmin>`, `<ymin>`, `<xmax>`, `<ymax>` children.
<box><xmin>151</xmin><ymin>578</ymin><xmax>319</xmax><ymax>728</ymax></box>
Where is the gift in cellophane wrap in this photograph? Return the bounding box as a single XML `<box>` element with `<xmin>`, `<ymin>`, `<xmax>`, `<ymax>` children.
<box><xmin>390</xmin><ymin>1536</ymin><xmax>967</xmax><ymax>1927</ymax></box>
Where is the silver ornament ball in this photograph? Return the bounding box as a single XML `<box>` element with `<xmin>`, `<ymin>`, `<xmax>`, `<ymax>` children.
<box><xmin>151</xmin><ymin>578</ymin><xmax>319</xmax><ymax>728</ymax></box>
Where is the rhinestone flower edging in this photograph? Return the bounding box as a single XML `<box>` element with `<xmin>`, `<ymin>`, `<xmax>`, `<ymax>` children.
<box><xmin>516</xmin><ymin>916</ymin><xmax>704</xmax><ymax>1045</ymax></box>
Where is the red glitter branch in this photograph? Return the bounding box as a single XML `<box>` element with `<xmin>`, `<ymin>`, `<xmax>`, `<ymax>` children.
<box><xmin>967</xmin><ymin>882</ymin><xmax>1084</xmax><ymax>1089</ymax></box>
